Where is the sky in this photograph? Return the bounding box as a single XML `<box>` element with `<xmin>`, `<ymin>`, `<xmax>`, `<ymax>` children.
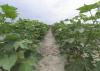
<box><xmin>0</xmin><ymin>0</ymin><xmax>99</xmax><ymax>24</ymax></box>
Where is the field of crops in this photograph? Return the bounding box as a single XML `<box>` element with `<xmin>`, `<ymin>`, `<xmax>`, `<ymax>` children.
<box><xmin>0</xmin><ymin>4</ymin><xmax>49</xmax><ymax>71</ymax></box>
<box><xmin>52</xmin><ymin>1</ymin><xmax>100</xmax><ymax>71</ymax></box>
<box><xmin>0</xmin><ymin>1</ymin><xmax>100</xmax><ymax>71</ymax></box>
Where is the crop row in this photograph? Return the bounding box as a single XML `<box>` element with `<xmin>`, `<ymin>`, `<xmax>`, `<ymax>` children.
<box><xmin>52</xmin><ymin>1</ymin><xmax>100</xmax><ymax>71</ymax></box>
<box><xmin>0</xmin><ymin>19</ymin><xmax>48</xmax><ymax>71</ymax></box>
<box><xmin>0</xmin><ymin>4</ymin><xmax>49</xmax><ymax>71</ymax></box>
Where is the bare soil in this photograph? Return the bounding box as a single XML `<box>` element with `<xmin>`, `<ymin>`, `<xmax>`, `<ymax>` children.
<box><xmin>36</xmin><ymin>29</ymin><xmax>65</xmax><ymax>71</ymax></box>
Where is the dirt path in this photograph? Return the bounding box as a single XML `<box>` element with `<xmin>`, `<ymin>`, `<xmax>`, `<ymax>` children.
<box><xmin>36</xmin><ymin>29</ymin><xmax>65</xmax><ymax>71</ymax></box>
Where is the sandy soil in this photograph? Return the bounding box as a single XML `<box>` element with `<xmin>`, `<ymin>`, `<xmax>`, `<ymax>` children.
<box><xmin>36</xmin><ymin>29</ymin><xmax>65</xmax><ymax>71</ymax></box>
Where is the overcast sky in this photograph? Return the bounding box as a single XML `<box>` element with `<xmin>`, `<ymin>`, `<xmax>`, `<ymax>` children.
<box><xmin>0</xmin><ymin>0</ymin><xmax>99</xmax><ymax>24</ymax></box>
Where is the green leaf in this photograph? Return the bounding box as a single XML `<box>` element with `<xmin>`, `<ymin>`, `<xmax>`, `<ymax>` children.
<box><xmin>94</xmin><ymin>61</ymin><xmax>100</xmax><ymax>71</ymax></box>
<box><xmin>18</xmin><ymin>63</ymin><xmax>33</xmax><ymax>71</ymax></box>
<box><xmin>79</xmin><ymin>28</ymin><xmax>85</xmax><ymax>33</ymax></box>
<box><xmin>0</xmin><ymin>54</ymin><xmax>17</xmax><ymax>71</ymax></box>
<box><xmin>14</xmin><ymin>39</ymin><xmax>32</xmax><ymax>50</ymax></box>
<box><xmin>95</xmin><ymin>11</ymin><xmax>100</xmax><ymax>19</ymax></box>
<box><xmin>67</xmin><ymin>38</ymin><xmax>75</xmax><ymax>43</ymax></box>
<box><xmin>18</xmin><ymin>56</ymin><xmax>38</xmax><ymax>71</ymax></box>
<box><xmin>5</xmin><ymin>33</ymin><xmax>20</xmax><ymax>41</ymax></box>
<box><xmin>0</xmin><ymin>35</ymin><xmax>6</xmax><ymax>41</ymax></box>
<box><xmin>77</xmin><ymin>4</ymin><xmax>97</xmax><ymax>13</ymax></box>
<box><xmin>66</xmin><ymin>58</ymin><xmax>94</xmax><ymax>71</ymax></box>
<box><xmin>0</xmin><ymin>4</ymin><xmax>18</xmax><ymax>19</ymax></box>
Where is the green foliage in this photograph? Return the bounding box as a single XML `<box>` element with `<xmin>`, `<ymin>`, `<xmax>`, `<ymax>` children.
<box><xmin>95</xmin><ymin>11</ymin><xmax>100</xmax><ymax>19</ymax></box>
<box><xmin>0</xmin><ymin>18</ymin><xmax>48</xmax><ymax>71</ymax></box>
<box><xmin>66</xmin><ymin>58</ymin><xmax>94</xmax><ymax>71</ymax></box>
<box><xmin>0</xmin><ymin>54</ymin><xmax>17</xmax><ymax>71</ymax></box>
<box><xmin>95</xmin><ymin>61</ymin><xmax>100</xmax><ymax>71</ymax></box>
<box><xmin>77</xmin><ymin>1</ymin><xmax>100</xmax><ymax>13</ymax></box>
<box><xmin>18</xmin><ymin>63</ymin><xmax>33</xmax><ymax>71</ymax></box>
<box><xmin>77</xmin><ymin>1</ymin><xmax>100</xmax><ymax>24</ymax></box>
<box><xmin>77</xmin><ymin>4</ymin><xmax>96</xmax><ymax>13</ymax></box>
<box><xmin>52</xmin><ymin>21</ymin><xmax>100</xmax><ymax>71</ymax></box>
<box><xmin>0</xmin><ymin>4</ymin><xmax>17</xmax><ymax>20</ymax></box>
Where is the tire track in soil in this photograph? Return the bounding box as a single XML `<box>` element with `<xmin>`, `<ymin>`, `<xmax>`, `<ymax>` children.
<box><xmin>36</xmin><ymin>29</ymin><xmax>65</xmax><ymax>71</ymax></box>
